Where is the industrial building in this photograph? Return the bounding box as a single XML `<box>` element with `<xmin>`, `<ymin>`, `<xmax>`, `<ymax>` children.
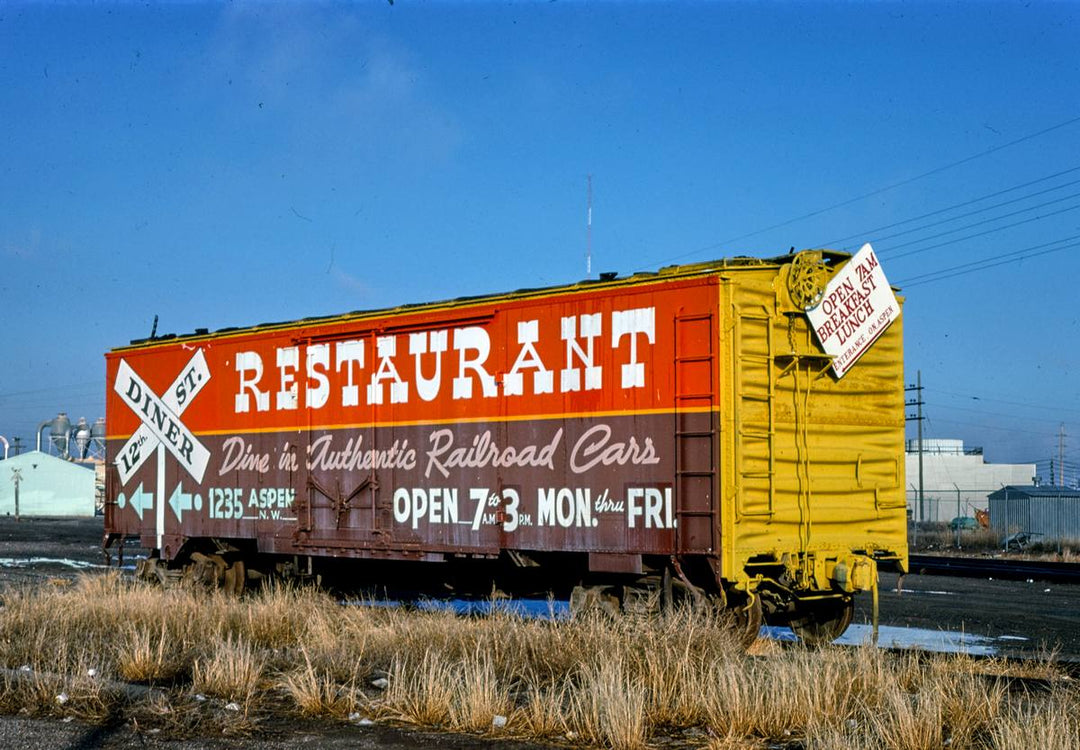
<box><xmin>0</xmin><ymin>413</ymin><xmax>105</xmax><ymax>517</ymax></box>
<box><xmin>0</xmin><ymin>450</ymin><xmax>98</xmax><ymax>517</ymax></box>
<box><xmin>988</xmin><ymin>485</ymin><xmax>1080</xmax><ymax>544</ymax></box>
<box><xmin>906</xmin><ymin>438</ymin><xmax>1035</xmax><ymax>523</ymax></box>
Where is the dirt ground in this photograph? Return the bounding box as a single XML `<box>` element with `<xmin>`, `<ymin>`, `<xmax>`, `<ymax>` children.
<box><xmin>858</xmin><ymin>570</ymin><xmax>1080</xmax><ymax>660</ymax></box>
<box><xmin>0</xmin><ymin>715</ymin><xmax>559</xmax><ymax>750</ymax></box>
<box><xmin>0</xmin><ymin>516</ymin><xmax>111</xmax><ymax>567</ymax></box>
<box><xmin>0</xmin><ymin>516</ymin><xmax>1077</xmax><ymax>747</ymax></box>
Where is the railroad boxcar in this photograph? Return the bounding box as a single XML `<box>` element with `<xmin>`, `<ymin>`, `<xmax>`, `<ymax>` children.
<box><xmin>104</xmin><ymin>248</ymin><xmax>907</xmax><ymax>642</ymax></box>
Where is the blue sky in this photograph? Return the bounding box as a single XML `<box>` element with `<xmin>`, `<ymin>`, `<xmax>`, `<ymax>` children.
<box><xmin>1</xmin><ymin>1</ymin><xmax>1078</xmax><ymax>477</ymax></box>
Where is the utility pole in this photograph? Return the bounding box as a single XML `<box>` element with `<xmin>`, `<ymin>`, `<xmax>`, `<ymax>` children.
<box><xmin>905</xmin><ymin>371</ymin><xmax>925</xmax><ymax>526</ymax></box>
<box><xmin>954</xmin><ymin>483</ymin><xmax>961</xmax><ymax>549</ymax></box>
<box><xmin>10</xmin><ymin>467</ymin><xmax>21</xmax><ymax>523</ymax></box>
<box><xmin>1058</xmin><ymin>423</ymin><xmax>1066</xmax><ymax>486</ymax></box>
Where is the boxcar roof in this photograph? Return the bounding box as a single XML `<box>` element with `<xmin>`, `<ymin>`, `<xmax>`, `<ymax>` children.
<box><xmin>115</xmin><ymin>250</ymin><xmax>853</xmax><ymax>352</ymax></box>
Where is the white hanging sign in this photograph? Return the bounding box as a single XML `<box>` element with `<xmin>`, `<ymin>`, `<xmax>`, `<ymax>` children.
<box><xmin>806</xmin><ymin>243</ymin><xmax>900</xmax><ymax>378</ymax></box>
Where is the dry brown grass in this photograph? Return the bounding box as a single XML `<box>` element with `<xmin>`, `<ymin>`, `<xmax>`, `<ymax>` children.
<box><xmin>512</xmin><ymin>670</ymin><xmax>568</xmax><ymax>737</ymax></box>
<box><xmin>277</xmin><ymin>647</ymin><xmax>360</xmax><ymax>719</ymax></box>
<box><xmin>377</xmin><ymin>646</ymin><xmax>514</xmax><ymax>733</ymax></box>
<box><xmin>987</xmin><ymin>688</ymin><xmax>1080</xmax><ymax>750</ymax></box>
<box><xmin>0</xmin><ymin>655</ymin><xmax>119</xmax><ymax>723</ymax></box>
<box><xmin>0</xmin><ymin>572</ymin><xmax>1074</xmax><ymax>748</ymax></box>
<box><xmin>915</xmin><ymin>523</ymin><xmax>1080</xmax><ymax>559</ymax></box>
<box><xmin>191</xmin><ymin>635</ymin><xmax>265</xmax><ymax>710</ymax></box>
<box><xmin>567</xmin><ymin>657</ymin><xmax>648</xmax><ymax>750</ymax></box>
<box><xmin>381</xmin><ymin>649</ymin><xmax>456</xmax><ymax>726</ymax></box>
<box><xmin>447</xmin><ymin>650</ymin><xmax>513</xmax><ymax>733</ymax></box>
<box><xmin>116</xmin><ymin>622</ymin><xmax>187</xmax><ymax>683</ymax></box>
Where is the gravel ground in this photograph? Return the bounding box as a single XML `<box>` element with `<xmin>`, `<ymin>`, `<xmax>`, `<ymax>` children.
<box><xmin>0</xmin><ymin>516</ymin><xmax>112</xmax><ymax>567</ymax></box>
<box><xmin>1</xmin><ymin>516</ymin><xmax>1077</xmax><ymax>747</ymax></box>
<box><xmin>861</xmin><ymin>570</ymin><xmax>1080</xmax><ymax>660</ymax></box>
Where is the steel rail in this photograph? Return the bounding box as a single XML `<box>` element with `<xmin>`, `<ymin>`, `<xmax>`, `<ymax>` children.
<box><xmin>908</xmin><ymin>554</ymin><xmax>1080</xmax><ymax>584</ymax></box>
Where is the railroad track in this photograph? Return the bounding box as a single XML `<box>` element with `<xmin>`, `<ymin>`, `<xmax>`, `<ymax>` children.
<box><xmin>908</xmin><ymin>554</ymin><xmax>1080</xmax><ymax>584</ymax></box>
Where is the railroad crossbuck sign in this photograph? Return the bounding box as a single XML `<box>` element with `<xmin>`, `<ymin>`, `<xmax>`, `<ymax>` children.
<box><xmin>114</xmin><ymin>350</ymin><xmax>212</xmax><ymax>484</ymax></box>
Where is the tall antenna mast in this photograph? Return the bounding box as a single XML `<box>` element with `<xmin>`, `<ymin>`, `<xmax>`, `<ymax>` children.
<box><xmin>586</xmin><ymin>174</ymin><xmax>593</xmax><ymax>279</ymax></box>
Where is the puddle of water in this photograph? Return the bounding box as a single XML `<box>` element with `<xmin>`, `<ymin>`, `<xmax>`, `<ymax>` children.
<box><xmin>350</xmin><ymin>600</ymin><xmax>1012</xmax><ymax>656</ymax></box>
<box><xmin>837</xmin><ymin>624</ymin><xmax>998</xmax><ymax>655</ymax></box>
<box><xmin>342</xmin><ymin>597</ymin><xmax>571</xmax><ymax>619</ymax></box>
<box><xmin>423</xmin><ymin>598</ymin><xmax>571</xmax><ymax>618</ymax></box>
<box><xmin>0</xmin><ymin>557</ymin><xmax>107</xmax><ymax>570</ymax></box>
<box><xmin>764</xmin><ymin>623</ymin><xmax>1018</xmax><ymax>655</ymax></box>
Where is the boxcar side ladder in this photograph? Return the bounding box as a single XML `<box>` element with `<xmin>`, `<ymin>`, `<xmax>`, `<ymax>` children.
<box><xmin>674</xmin><ymin>312</ymin><xmax>718</xmax><ymax>553</ymax></box>
<box><xmin>733</xmin><ymin>309</ymin><xmax>776</xmax><ymax>518</ymax></box>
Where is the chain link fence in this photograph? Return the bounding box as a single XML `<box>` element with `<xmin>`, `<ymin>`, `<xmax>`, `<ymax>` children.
<box><xmin>906</xmin><ymin>488</ymin><xmax>1080</xmax><ymax>554</ymax></box>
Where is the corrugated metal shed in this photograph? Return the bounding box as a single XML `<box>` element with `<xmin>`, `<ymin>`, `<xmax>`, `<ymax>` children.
<box><xmin>0</xmin><ymin>451</ymin><xmax>97</xmax><ymax>517</ymax></box>
<box><xmin>988</xmin><ymin>485</ymin><xmax>1080</xmax><ymax>541</ymax></box>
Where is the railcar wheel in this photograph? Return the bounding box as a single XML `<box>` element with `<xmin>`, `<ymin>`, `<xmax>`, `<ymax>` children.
<box><xmin>135</xmin><ymin>556</ymin><xmax>182</xmax><ymax>587</ymax></box>
<box><xmin>789</xmin><ymin>597</ymin><xmax>854</xmax><ymax>646</ymax></box>
<box><xmin>569</xmin><ymin>585</ymin><xmax>620</xmax><ymax>617</ymax></box>
<box><xmin>224</xmin><ymin>559</ymin><xmax>246</xmax><ymax>597</ymax></box>
<box><xmin>183</xmin><ymin>552</ymin><xmax>246</xmax><ymax>596</ymax></box>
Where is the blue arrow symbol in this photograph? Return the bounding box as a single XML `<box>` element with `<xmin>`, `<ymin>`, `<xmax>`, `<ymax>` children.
<box><xmin>168</xmin><ymin>482</ymin><xmax>202</xmax><ymax>522</ymax></box>
<box><xmin>125</xmin><ymin>483</ymin><xmax>154</xmax><ymax>521</ymax></box>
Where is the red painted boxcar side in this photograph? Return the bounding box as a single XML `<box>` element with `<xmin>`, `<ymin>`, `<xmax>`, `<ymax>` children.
<box><xmin>106</xmin><ymin>274</ymin><xmax>717</xmax><ymax>567</ymax></box>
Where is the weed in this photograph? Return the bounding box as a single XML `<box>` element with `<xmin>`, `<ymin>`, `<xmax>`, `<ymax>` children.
<box><xmin>277</xmin><ymin>647</ymin><xmax>359</xmax><ymax>718</ymax></box>
<box><xmin>191</xmin><ymin>635</ymin><xmax>265</xmax><ymax>711</ymax></box>
<box><xmin>115</xmin><ymin>622</ymin><xmax>186</xmax><ymax>684</ymax></box>
<box><xmin>0</xmin><ymin>574</ymin><xmax>1072</xmax><ymax>749</ymax></box>
<box><xmin>567</xmin><ymin>657</ymin><xmax>648</xmax><ymax>750</ymax></box>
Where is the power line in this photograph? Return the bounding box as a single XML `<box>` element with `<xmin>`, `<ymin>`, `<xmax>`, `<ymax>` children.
<box><xmin>848</xmin><ymin>184</ymin><xmax>1080</xmax><ymax>248</ymax></box>
<box><xmin>0</xmin><ymin>392</ymin><xmax>104</xmax><ymax>407</ymax></box>
<box><xmin>822</xmin><ymin>165</ymin><xmax>1080</xmax><ymax>247</ymax></box>
<box><xmin>895</xmin><ymin>235</ymin><xmax>1080</xmax><ymax>287</ymax></box>
<box><xmin>1028</xmin><ymin>457</ymin><xmax>1072</xmax><ymax>469</ymax></box>
<box><xmin>926</xmin><ymin>387</ymin><xmax>1080</xmax><ymax>416</ymax></box>
<box><xmin>878</xmin><ymin>193</ymin><xmax>1080</xmax><ymax>255</ymax></box>
<box><xmin>0</xmin><ymin>391</ymin><xmax>103</xmax><ymax>404</ymax></box>
<box><xmin>645</xmin><ymin>114</ymin><xmax>1080</xmax><ymax>268</ymax></box>
<box><xmin>898</xmin><ymin>238</ymin><xmax>1080</xmax><ymax>288</ymax></box>
<box><xmin>884</xmin><ymin>202</ymin><xmax>1080</xmax><ymax>262</ymax></box>
<box><xmin>0</xmin><ymin>383</ymin><xmax>104</xmax><ymax>399</ymax></box>
<box><xmin>924</xmin><ymin>401</ymin><xmax>1070</xmax><ymax>425</ymax></box>
<box><xmin>1047</xmin><ymin>459</ymin><xmax>1080</xmax><ymax>470</ymax></box>
<box><xmin>922</xmin><ymin>415</ymin><xmax>1054</xmax><ymax>437</ymax></box>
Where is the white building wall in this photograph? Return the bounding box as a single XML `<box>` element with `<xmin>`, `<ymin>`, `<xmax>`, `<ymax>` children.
<box><xmin>0</xmin><ymin>451</ymin><xmax>97</xmax><ymax>517</ymax></box>
<box><xmin>905</xmin><ymin>451</ymin><xmax>1035</xmax><ymax>523</ymax></box>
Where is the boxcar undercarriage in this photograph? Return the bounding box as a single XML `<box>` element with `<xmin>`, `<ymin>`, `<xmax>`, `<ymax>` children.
<box><xmin>112</xmin><ymin>530</ymin><xmax>901</xmax><ymax>645</ymax></box>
